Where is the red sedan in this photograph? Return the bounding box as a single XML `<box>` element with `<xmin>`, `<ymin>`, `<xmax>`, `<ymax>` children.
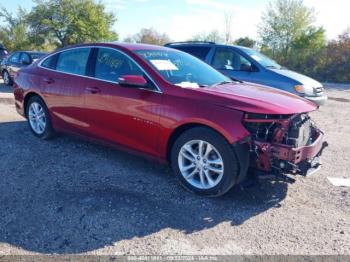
<box><xmin>13</xmin><ymin>43</ymin><xmax>327</xmax><ymax>196</ymax></box>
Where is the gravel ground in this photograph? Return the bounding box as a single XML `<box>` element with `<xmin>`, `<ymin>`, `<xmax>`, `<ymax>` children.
<box><xmin>0</xmin><ymin>80</ymin><xmax>349</xmax><ymax>255</ymax></box>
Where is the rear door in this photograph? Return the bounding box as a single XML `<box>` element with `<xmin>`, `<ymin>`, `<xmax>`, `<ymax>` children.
<box><xmin>83</xmin><ymin>47</ymin><xmax>162</xmax><ymax>157</ymax></box>
<box><xmin>40</xmin><ymin>48</ymin><xmax>92</xmax><ymax>133</ymax></box>
<box><xmin>211</xmin><ymin>47</ymin><xmax>261</xmax><ymax>82</ymax></box>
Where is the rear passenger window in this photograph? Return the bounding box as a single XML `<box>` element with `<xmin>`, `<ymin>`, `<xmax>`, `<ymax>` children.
<box><xmin>41</xmin><ymin>54</ymin><xmax>58</xmax><ymax>69</ymax></box>
<box><xmin>56</xmin><ymin>48</ymin><xmax>91</xmax><ymax>75</ymax></box>
<box><xmin>94</xmin><ymin>48</ymin><xmax>143</xmax><ymax>82</ymax></box>
<box><xmin>173</xmin><ymin>46</ymin><xmax>211</xmax><ymax>60</ymax></box>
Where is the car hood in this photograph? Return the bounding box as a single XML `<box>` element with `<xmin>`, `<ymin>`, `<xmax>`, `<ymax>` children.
<box><xmin>196</xmin><ymin>82</ymin><xmax>317</xmax><ymax>114</ymax></box>
<box><xmin>270</xmin><ymin>68</ymin><xmax>322</xmax><ymax>87</ymax></box>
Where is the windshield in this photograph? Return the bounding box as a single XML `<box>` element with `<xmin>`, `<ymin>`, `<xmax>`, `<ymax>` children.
<box><xmin>136</xmin><ymin>49</ymin><xmax>232</xmax><ymax>87</ymax></box>
<box><xmin>242</xmin><ymin>48</ymin><xmax>282</xmax><ymax>69</ymax></box>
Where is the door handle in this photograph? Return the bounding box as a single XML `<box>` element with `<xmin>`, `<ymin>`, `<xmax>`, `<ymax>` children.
<box><xmin>85</xmin><ymin>87</ymin><xmax>101</xmax><ymax>94</ymax></box>
<box><xmin>43</xmin><ymin>77</ymin><xmax>54</xmax><ymax>84</ymax></box>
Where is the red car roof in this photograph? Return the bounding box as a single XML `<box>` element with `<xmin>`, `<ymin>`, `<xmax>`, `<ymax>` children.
<box><xmin>95</xmin><ymin>42</ymin><xmax>169</xmax><ymax>51</ymax></box>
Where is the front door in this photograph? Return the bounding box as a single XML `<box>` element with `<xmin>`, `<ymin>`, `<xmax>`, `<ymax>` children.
<box><xmin>211</xmin><ymin>47</ymin><xmax>260</xmax><ymax>83</ymax></box>
<box><xmin>84</xmin><ymin>47</ymin><xmax>162</xmax><ymax>157</ymax></box>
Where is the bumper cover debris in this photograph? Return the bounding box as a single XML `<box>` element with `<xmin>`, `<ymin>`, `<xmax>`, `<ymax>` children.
<box><xmin>243</xmin><ymin>113</ymin><xmax>328</xmax><ymax>179</ymax></box>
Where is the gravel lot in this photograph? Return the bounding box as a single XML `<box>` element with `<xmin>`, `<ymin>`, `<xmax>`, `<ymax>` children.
<box><xmin>0</xmin><ymin>80</ymin><xmax>349</xmax><ymax>255</ymax></box>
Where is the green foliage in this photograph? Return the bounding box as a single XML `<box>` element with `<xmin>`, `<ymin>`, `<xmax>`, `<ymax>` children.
<box><xmin>26</xmin><ymin>0</ymin><xmax>118</xmax><ymax>48</ymax></box>
<box><xmin>257</xmin><ymin>0</ymin><xmax>349</xmax><ymax>82</ymax></box>
<box><xmin>234</xmin><ymin>37</ymin><xmax>256</xmax><ymax>48</ymax></box>
<box><xmin>320</xmin><ymin>30</ymin><xmax>350</xmax><ymax>83</ymax></box>
<box><xmin>0</xmin><ymin>7</ymin><xmax>33</xmax><ymax>51</ymax></box>
<box><xmin>259</xmin><ymin>0</ymin><xmax>319</xmax><ymax>59</ymax></box>
<box><xmin>0</xmin><ymin>0</ymin><xmax>118</xmax><ymax>51</ymax></box>
<box><xmin>285</xmin><ymin>27</ymin><xmax>326</xmax><ymax>78</ymax></box>
<box><xmin>124</xmin><ymin>28</ymin><xmax>171</xmax><ymax>45</ymax></box>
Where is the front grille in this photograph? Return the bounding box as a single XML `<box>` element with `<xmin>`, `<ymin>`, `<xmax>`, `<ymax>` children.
<box><xmin>314</xmin><ymin>87</ymin><xmax>324</xmax><ymax>96</ymax></box>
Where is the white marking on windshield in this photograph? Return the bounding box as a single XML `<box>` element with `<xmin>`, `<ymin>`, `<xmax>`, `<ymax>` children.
<box><xmin>175</xmin><ymin>82</ymin><xmax>200</xmax><ymax>88</ymax></box>
<box><xmin>150</xmin><ymin>59</ymin><xmax>179</xmax><ymax>71</ymax></box>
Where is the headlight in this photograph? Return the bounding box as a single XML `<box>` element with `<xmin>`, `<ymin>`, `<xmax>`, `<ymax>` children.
<box><xmin>294</xmin><ymin>85</ymin><xmax>304</xmax><ymax>93</ymax></box>
<box><xmin>294</xmin><ymin>85</ymin><xmax>314</xmax><ymax>96</ymax></box>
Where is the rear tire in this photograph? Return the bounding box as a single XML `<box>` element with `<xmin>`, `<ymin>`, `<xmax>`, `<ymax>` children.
<box><xmin>170</xmin><ymin>127</ymin><xmax>239</xmax><ymax>197</ymax></box>
<box><xmin>2</xmin><ymin>70</ymin><xmax>12</xmax><ymax>86</ymax></box>
<box><xmin>26</xmin><ymin>96</ymin><xmax>55</xmax><ymax>140</ymax></box>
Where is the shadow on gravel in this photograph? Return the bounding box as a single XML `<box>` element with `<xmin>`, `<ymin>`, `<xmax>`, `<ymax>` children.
<box><xmin>328</xmin><ymin>97</ymin><xmax>350</xmax><ymax>103</ymax></box>
<box><xmin>0</xmin><ymin>121</ymin><xmax>288</xmax><ymax>254</ymax></box>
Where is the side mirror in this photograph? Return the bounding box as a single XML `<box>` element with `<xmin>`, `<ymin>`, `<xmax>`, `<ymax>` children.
<box><xmin>241</xmin><ymin>63</ymin><xmax>255</xmax><ymax>72</ymax></box>
<box><xmin>22</xmin><ymin>60</ymin><xmax>31</xmax><ymax>65</ymax></box>
<box><xmin>118</xmin><ymin>75</ymin><xmax>148</xmax><ymax>88</ymax></box>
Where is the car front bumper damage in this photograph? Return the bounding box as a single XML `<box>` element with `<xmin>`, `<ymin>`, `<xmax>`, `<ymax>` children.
<box><xmin>253</xmin><ymin>130</ymin><xmax>328</xmax><ymax>176</ymax></box>
<box><xmin>241</xmin><ymin>113</ymin><xmax>328</xmax><ymax>182</ymax></box>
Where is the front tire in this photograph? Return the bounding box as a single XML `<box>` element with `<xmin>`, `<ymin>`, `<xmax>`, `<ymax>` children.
<box><xmin>170</xmin><ymin>127</ymin><xmax>239</xmax><ymax>197</ymax></box>
<box><xmin>26</xmin><ymin>96</ymin><xmax>55</xmax><ymax>139</ymax></box>
<box><xmin>2</xmin><ymin>70</ymin><xmax>12</xmax><ymax>86</ymax></box>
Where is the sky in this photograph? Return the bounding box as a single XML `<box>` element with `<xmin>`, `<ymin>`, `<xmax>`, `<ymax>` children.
<box><xmin>2</xmin><ymin>0</ymin><xmax>350</xmax><ymax>41</ymax></box>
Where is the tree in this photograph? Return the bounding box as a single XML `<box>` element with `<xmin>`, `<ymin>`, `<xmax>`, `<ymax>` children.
<box><xmin>0</xmin><ymin>7</ymin><xmax>32</xmax><ymax>51</ymax></box>
<box><xmin>234</xmin><ymin>37</ymin><xmax>256</xmax><ymax>48</ymax></box>
<box><xmin>258</xmin><ymin>0</ymin><xmax>325</xmax><ymax>62</ymax></box>
<box><xmin>190</xmin><ymin>30</ymin><xmax>225</xmax><ymax>43</ymax></box>
<box><xmin>27</xmin><ymin>0</ymin><xmax>118</xmax><ymax>48</ymax></box>
<box><xmin>321</xmin><ymin>29</ymin><xmax>350</xmax><ymax>83</ymax></box>
<box><xmin>224</xmin><ymin>13</ymin><xmax>233</xmax><ymax>44</ymax></box>
<box><xmin>124</xmin><ymin>28</ymin><xmax>171</xmax><ymax>45</ymax></box>
<box><xmin>286</xmin><ymin>26</ymin><xmax>326</xmax><ymax>76</ymax></box>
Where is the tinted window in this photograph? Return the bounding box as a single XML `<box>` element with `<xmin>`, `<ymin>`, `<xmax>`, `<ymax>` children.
<box><xmin>20</xmin><ymin>53</ymin><xmax>31</xmax><ymax>64</ymax></box>
<box><xmin>41</xmin><ymin>54</ymin><xmax>57</xmax><ymax>69</ymax></box>
<box><xmin>56</xmin><ymin>48</ymin><xmax>90</xmax><ymax>75</ymax></box>
<box><xmin>173</xmin><ymin>46</ymin><xmax>211</xmax><ymax>60</ymax></box>
<box><xmin>94</xmin><ymin>48</ymin><xmax>143</xmax><ymax>82</ymax></box>
<box><xmin>212</xmin><ymin>48</ymin><xmax>252</xmax><ymax>71</ymax></box>
<box><xmin>9</xmin><ymin>52</ymin><xmax>21</xmax><ymax>63</ymax></box>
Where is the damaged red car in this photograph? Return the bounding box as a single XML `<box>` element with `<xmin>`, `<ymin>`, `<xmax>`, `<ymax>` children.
<box><xmin>13</xmin><ymin>43</ymin><xmax>327</xmax><ymax>197</ymax></box>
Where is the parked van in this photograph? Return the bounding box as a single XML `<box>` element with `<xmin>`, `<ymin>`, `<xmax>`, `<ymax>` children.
<box><xmin>166</xmin><ymin>42</ymin><xmax>327</xmax><ymax>106</ymax></box>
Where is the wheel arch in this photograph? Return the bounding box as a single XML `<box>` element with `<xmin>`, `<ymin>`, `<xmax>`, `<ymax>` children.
<box><xmin>166</xmin><ymin>121</ymin><xmax>251</xmax><ymax>187</ymax></box>
<box><xmin>23</xmin><ymin>92</ymin><xmax>46</xmax><ymax>117</ymax></box>
<box><xmin>165</xmin><ymin>122</ymin><xmax>234</xmax><ymax>163</ymax></box>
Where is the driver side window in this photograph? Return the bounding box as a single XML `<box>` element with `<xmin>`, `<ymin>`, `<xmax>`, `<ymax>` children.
<box><xmin>94</xmin><ymin>48</ymin><xmax>143</xmax><ymax>82</ymax></box>
<box><xmin>212</xmin><ymin>48</ymin><xmax>252</xmax><ymax>71</ymax></box>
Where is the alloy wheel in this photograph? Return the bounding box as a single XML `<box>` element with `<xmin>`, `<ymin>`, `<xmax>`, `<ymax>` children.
<box><xmin>28</xmin><ymin>102</ymin><xmax>47</xmax><ymax>135</ymax></box>
<box><xmin>178</xmin><ymin>140</ymin><xmax>224</xmax><ymax>190</ymax></box>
